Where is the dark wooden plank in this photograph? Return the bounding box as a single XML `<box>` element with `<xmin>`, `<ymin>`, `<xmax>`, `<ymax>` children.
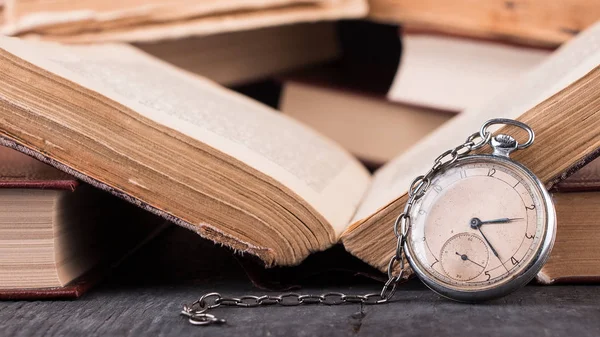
<box><xmin>2</xmin><ymin>226</ymin><xmax>599</xmax><ymax>336</ymax></box>
<box><xmin>1</xmin><ymin>281</ymin><xmax>600</xmax><ymax>336</ymax></box>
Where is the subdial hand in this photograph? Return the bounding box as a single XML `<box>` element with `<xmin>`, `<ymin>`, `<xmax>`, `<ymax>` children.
<box><xmin>470</xmin><ymin>217</ymin><xmax>523</xmax><ymax>229</ymax></box>
<box><xmin>455</xmin><ymin>252</ymin><xmax>485</xmax><ymax>269</ymax></box>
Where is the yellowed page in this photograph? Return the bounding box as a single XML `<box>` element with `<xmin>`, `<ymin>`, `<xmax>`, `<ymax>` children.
<box><xmin>0</xmin><ymin>37</ymin><xmax>371</xmax><ymax>236</ymax></box>
<box><xmin>352</xmin><ymin>21</ymin><xmax>600</xmax><ymax>224</ymax></box>
<box><xmin>3</xmin><ymin>0</ymin><xmax>333</xmax><ymax>33</ymax></box>
<box><xmin>6</xmin><ymin>0</ymin><xmax>367</xmax><ymax>43</ymax></box>
<box><xmin>0</xmin><ymin>189</ymin><xmax>58</xmax><ymax>288</ymax></box>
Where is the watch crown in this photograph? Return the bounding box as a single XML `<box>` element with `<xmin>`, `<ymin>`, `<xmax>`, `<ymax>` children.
<box><xmin>491</xmin><ymin>134</ymin><xmax>517</xmax><ymax>158</ymax></box>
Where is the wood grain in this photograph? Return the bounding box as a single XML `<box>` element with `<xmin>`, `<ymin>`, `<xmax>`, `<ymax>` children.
<box><xmin>1</xmin><ymin>280</ymin><xmax>600</xmax><ymax>336</ymax></box>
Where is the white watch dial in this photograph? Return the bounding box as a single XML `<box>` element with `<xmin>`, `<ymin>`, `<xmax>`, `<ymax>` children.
<box><xmin>408</xmin><ymin>157</ymin><xmax>547</xmax><ymax>292</ymax></box>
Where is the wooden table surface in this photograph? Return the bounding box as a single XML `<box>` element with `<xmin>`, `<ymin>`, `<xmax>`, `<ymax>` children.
<box><xmin>1</xmin><ymin>226</ymin><xmax>599</xmax><ymax>337</ymax></box>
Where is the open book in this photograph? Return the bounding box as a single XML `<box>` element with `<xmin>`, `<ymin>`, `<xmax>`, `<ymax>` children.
<box><xmin>2</xmin><ymin>0</ymin><xmax>597</xmax><ymax>47</ymax></box>
<box><xmin>0</xmin><ymin>0</ymin><xmax>366</xmax><ymax>43</ymax></box>
<box><xmin>0</xmin><ymin>22</ymin><xmax>598</xmax><ymax>272</ymax></box>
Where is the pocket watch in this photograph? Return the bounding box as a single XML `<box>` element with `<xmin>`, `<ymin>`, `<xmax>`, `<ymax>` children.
<box><xmin>400</xmin><ymin>118</ymin><xmax>556</xmax><ymax>302</ymax></box>
<box><xmin>181</xmin><ymin>118</ymin><xmax>556</xmax><ymax>325</ymax></box>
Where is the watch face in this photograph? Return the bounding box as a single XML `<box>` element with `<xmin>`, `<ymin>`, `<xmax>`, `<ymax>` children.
<box><xmin>407</xmin><ymin>156</ymin><xmax>551</xmax><ymax>295</ymax></box>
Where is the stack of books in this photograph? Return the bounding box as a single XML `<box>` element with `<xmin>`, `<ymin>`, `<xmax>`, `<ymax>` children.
<box><xmin>0</xmin><ymin>0</ymin><xmax>599</xmax><ymax>298</ymax></box>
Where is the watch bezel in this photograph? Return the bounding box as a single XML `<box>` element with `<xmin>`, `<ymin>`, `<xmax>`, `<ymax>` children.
<box><xmin>404</xmin><ymin>154</ymin><xmax>556</xmax><ymax>302</ymax></box>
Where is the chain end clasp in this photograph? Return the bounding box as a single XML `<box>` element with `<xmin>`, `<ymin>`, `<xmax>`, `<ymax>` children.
<box><xmin>186</xmin><ymin>313</ymin><xmax>226</xmax><ymax>326</ymax></box>
<box><xmin>181</xmin><ymin>306</ymin><xmax>227</xmax><ymax>326</ymax></box>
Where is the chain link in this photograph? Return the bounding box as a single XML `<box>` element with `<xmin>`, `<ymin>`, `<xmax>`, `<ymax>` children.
<box><xmin>181</xmin><ymin>131</ymin><xmax>492</xmax><ymax>326</ymax></box>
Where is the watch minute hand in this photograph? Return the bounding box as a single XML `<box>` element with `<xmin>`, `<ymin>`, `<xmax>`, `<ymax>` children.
<box><xmin>470</xmin><ymin>217</ymin><xmax>523</xmax><ymax>228</ymax></box>
<box><xmin>477</xmin><ymin>226</ymin><xmax>510</xmax><ymax>272</ymax></box>
<box><xmin>477</xmin><ymin>227</ymin><xmax>499</xmax><ymax>258</ymax></box>
<box><xmin>480</xmin><ymin>217</ymin><xmax>523</xmax><ymax>225</ymax></box>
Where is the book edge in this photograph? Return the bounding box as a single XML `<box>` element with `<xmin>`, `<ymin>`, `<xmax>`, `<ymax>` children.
<box><xmin>0</xmin><ymin>179</ymin><xmax>77</xmax><ymax>190</ymax></box>
<box><xmin>0</xmin><ymin>220</ymin><xmax>171</xmax><ymax>300</ymax></box>
<box><xmin>0</xmin><ymin>136</ymin><xmax>273</xmax><ymax>265</ymax></box>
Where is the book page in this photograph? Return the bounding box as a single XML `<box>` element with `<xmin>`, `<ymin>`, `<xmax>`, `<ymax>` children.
<box><xmin>387</xmin><ymin>34</ymin><xmax>550</xmax><ymax>111</ymax></box>
<box><xmin>3</xmin><ymin>0</ymin><xmax>334</xmax><ymax>33</ymax></box>
<box><xmin>0</xmin><ymin>37</ymin><xmax>371</xmax><ymax>235</ymax></box>
<box><xmin>12</xmin><ymin>0</ymin><xmax>367</xmax><ymax>43</ymax></box>
<box><xmin>352</xmin><ymin>21</ymin><xmax>600</xmax><ymax>223</ymax></box>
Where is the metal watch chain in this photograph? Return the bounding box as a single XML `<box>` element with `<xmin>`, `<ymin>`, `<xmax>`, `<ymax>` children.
<box><xmin>181</xmin><ymin>129</ymin><xmax>493</xmax><ymax>326</ymax></box>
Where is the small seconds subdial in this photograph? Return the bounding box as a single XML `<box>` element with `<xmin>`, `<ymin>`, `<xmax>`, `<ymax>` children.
<box><xmin>440</xmin><ymin>233</ymin><xmax>489</xmax><ymax>281</ymax></box>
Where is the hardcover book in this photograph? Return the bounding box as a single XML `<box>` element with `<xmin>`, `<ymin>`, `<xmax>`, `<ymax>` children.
<box><xmin>0</xmin><ymin>147</ymin><xmax>168</xmax><ymax>299</ymax></box>
<box><xmin>538</xmin><ymin>159</ymin><xmax>600</xmax><ymax>284</ymax></box>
